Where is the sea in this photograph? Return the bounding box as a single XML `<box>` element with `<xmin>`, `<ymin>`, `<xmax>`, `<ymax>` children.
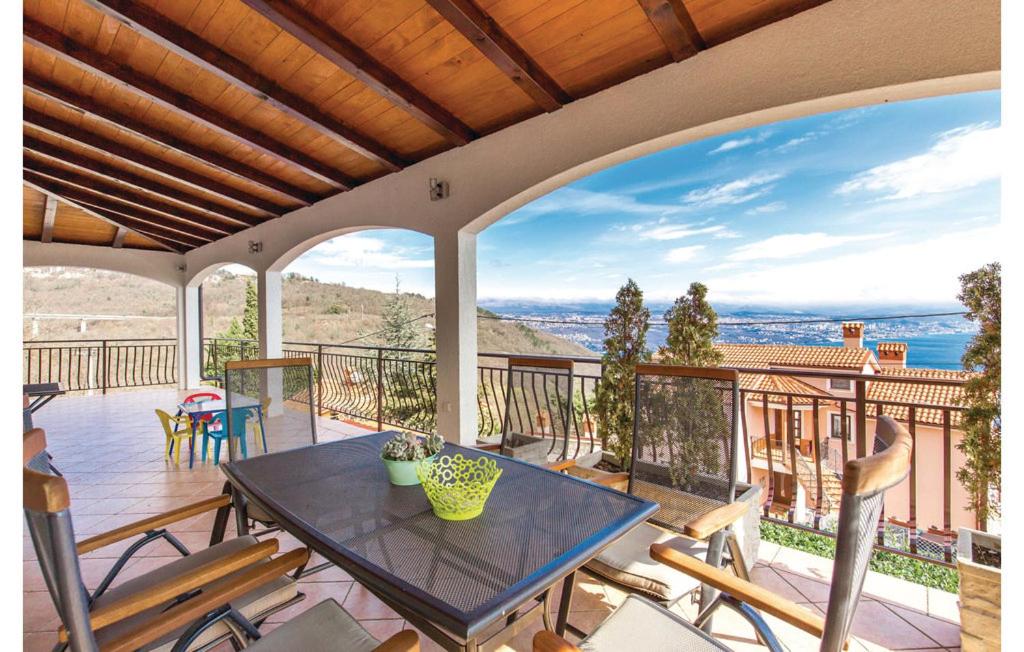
<box><xmin>478</xmin><ymin>301</ymin><xmax>976</xmax><ymax>370</ymax></box>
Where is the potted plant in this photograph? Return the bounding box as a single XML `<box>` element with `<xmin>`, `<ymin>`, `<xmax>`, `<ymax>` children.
<box><xmin>957</xmin><ymin>527</ymin><xmax>1001</xmax><ymax>651</ymax></box>
<box><xmin>381</xmin><ymin>432</ymin><xmax>444</xmax><ymax>486</ymax></box>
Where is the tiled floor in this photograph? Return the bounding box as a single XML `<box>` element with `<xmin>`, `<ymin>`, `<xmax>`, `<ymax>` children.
<box><xmin>24</xmin><ymin>389</ymin><xmax>963</xmax><ymax>651</ymax></box>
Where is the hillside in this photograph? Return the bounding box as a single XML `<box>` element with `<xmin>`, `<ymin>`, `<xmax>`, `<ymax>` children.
<box><xmin>23</xmin><ymin>267</ymin><xmax>592</xmax><ymax>357</ymax></box>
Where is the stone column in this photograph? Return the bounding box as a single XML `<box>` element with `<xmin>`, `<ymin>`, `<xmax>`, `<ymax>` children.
<box><xmin>433</xmin><ymin>230</ymin><xmax>478</xmax><ymax>445</ymax></box>
<box><xmin>257</xmin><ymin>269</ymin><xmax>284</xmax><ymax>416</ymax></box>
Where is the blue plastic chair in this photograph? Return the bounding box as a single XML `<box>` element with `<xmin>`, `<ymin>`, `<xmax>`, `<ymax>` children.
<box><xmin>201</xmin><ymin>411</ymin><xmax>248</xmax><ymax>465</ymax></box>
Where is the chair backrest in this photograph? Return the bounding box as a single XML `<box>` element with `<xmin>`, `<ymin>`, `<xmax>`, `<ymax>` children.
<box><xmin>23</xmin><ymin>428</ymin><xmax>97</xmax><ymax>652</ymax></box>
<box><xmin>819</xmin><ymin>416</ymin><xmax>912</xmax><ymax>652</ymax></box>
<box><xmin>223</xmin><ymin>358</ymin><xmax>317</xmax><ymax>460</ymax></box>
<box><xmin>184</xmin><ymin>391</ymin><xmax>221</xmax><ymax>403</ymax></box>
<box><xmin>155</xmin><ymin>408</ymin><xmax>189</xmax><ymax>434</ymax></box>
<box><xmin>628</xmin><ymin>364</ymin><xmax>740</xmax><ymax>535</ymax></box>
<box><xmin>500</xmin><ymin>357</ymin><xmax>575</xmax><ymax>463</ymax></box>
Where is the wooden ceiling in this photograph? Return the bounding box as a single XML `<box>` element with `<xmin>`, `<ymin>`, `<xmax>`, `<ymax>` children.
<box><xmin>23</xmin><ymin>0</ymin><xmax>829</xmax><ymax>253</ymax></box>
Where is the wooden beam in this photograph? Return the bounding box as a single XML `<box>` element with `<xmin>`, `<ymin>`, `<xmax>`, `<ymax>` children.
<box><xmin>24</xmin><ymin>18</ymin><xmax>357</xmax><ymax>190</ymax></box>
<box><xmin>23</xmin><ymin>179</ymin><xmax>182</xmax><ymax>252</ymax></box>
<box><xmin>24</xmin><ymin>171</ymin><xmax>216</xmax><ymax>246</ymax></box>
<box><xmin>424</xmin><ymin>0</ymin><xmax>571</xmax><ymax>112</ymax></box>
<box><xmin>41</xmin><ymin>194</ymin><xmax>57</xmax><ymax>243</ymax></box>
<box><xmin>240</xmin><ymin>0</ymin><xmax>475</xmax><ymax>145</ymax></box>
<box><xmin>112</xmin><ymin>226</ymin><xmax>128</xmax><ymax>248</ymax></box>
<box><xmin>84</xmin><ymin>0</ymin><xmax>406</xmax><ymax>172</ymax></box>
<box><xmin>24</xmin><ymin>110</ymin><xmax>277</xmax><ymax>220</ymax></box>
<box><xmin>25</xmin><ymin>156</ymin><xmax>244</xmax><ymax>232</ymax></box>
<box><xmin>24</xmin><ymin>136</ymin><xmax>268</xmax><ymax>228</ymax></box>
<box><xmin>24</xmin><ymin>72</ymin><xmax>319</xmax><ymax>206</ymax></box>
<box><xmin>636</xmin><ymin>0</ymin><xmax>706</xmax><ymax>61</ymax></box>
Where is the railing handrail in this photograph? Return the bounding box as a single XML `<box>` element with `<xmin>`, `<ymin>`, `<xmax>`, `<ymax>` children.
<box><xmin>24</xmin><ymin>337</ymin><xmax>178</xmax><ymax>344</ymax></box>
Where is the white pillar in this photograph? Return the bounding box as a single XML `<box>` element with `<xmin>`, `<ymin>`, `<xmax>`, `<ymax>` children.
<box><xmin>433</xmin><ymin>230</ymin><xmax>478</xmax><ymax>445</ymax></box>
<box><xmin>257</xmin><ymin>270</ymin><xmax>284</xmax><ymax>415</ymax></box>
<box><xmin>177</xmin><ymin>285</ymin><xmax>202</xmax><ymax>389</ymax></box>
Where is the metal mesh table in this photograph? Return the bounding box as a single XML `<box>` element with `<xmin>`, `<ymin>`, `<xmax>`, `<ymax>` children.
<box><xmin>222</xmin><ymin>432</ymin><xmax>657</xmax><ymax>650</ymax></box>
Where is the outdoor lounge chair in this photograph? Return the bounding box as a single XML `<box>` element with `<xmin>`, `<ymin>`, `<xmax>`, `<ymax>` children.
<box><xmin>23</xmin><ymin>427</ymin><xmax>302</xmax><ymax>651</ymax></box>
<box><xmin>479</xmin><ymin>357</ymin><xmax>578</xmax><ymax>472</ymax></box>
<box><xmin>535</xmin><ymin>415</ymin><xmax>914</xmax><ymax>652</ymax></box>
<box><xmin>578</xmin><ymin>364</ymin><xmax>760</xmax><ymax>618</ymax></box>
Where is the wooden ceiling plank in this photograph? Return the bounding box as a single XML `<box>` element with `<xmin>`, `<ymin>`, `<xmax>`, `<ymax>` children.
<box><xmin>84</xmin><ymin>0</ymin><xmax>407</xmax><ymax>172</ymax></box>
<box><xmin>22</xmin><ymin>179</ymin><xmax>183</xmax><ymax>252</ymax></box>
<box><xmin>424</xmin><ymin>0</ymin><xmax>572</xmax><ymax>112</ymax></box>
<box><xmin>24</xmin><ymin>170</ymin><xmax>218</xmax><ymax>245</ymax></box>
<box><xmin>240</xmin><ymin>0</ymin><xmax>475</xmax><ymax>145</ymax></box>
<box><xmin>24</xmin><ymin>136</ymin><xmax>266</xmax><ymax>229</ymax></box>
<box><xmin>112</xmin><ymin>225</ymin><xmax>128</xmax><ymax>248</ymax></box>
<box><xmin>23</xmin><ymin>157</ymin><xmax>237</xmax><ymax>236</ymax></box>
<box><xmin>41</xmin><ymin>194</ymin><xmax>58</xmax><ymax>243</ymax></box>
<box><xmin>25</xmin><ymin>72</ymin><xmax>320</xmax><ymax>205</ymax></box>
<box><xmin>636</xmin><ymin>0</ymin><xmax>706</xmax><ymax>61</ymax></box>
<box><xmin>24</xmin><ymin>109</ymin><xmax>278</xmax><ymax>221</ymax></box>
<box><xmin>24</xmin><ymin>17</ymin><xmax>358</xmax><ymax>190</ymax></box>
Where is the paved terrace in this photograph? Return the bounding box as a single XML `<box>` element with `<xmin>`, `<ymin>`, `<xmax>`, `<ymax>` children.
<box><xmin>25</xmin><ymin>390</ymin><xmax>962</xmax><ymax>651</ymax></box>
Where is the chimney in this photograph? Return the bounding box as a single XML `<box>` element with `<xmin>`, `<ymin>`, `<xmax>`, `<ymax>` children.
<box><xmin>842</xmin><ymin>322</ymin><xmax>864</xmax><ymax>348</ymax></box>
<box><xmin>877</xmin><ymin>342</ymin><xmax>908</xmax><ymax>369</ymax></box>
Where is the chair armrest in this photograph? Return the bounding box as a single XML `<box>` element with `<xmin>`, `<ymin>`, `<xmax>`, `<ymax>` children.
<box><xmin>58</xmin><ymin>539</ymin><xmax>278</xmax><ymax>642</ymax></box>
<box><xmin>544</xmin><ymin>458</ymin><xmax>576</xmax><ymax>472</ymax></box>
<box><xmin>375</xmin><ymin>630</ymin><xmax>420</xmax><ymax>652</ymax></box>
<box><xmin>590</xmin><ymin>471</ymin><xmax>629</xmax><ymax>491</ymax></box>
<box><xmin>477</xmin><ymin>443</ymin><xmax>502</xmax><ymax>452</ymax></box>
<box><xmin>683</xmin><ymin>501</ymin><xmax>750</xmax><ymax>540</ymax></box>
<box><xmin>76</xmin><ymin>494</ymin><xmax>231</xmax><ymax>554</ymax></box>
<box><xmin>533</xmin><ymin>631</ymin><xmax>582</xmax><ymax>652</ymax></box>
<box><xmin>102</xmin><ymin>547</ymin><xmax>310</xmax><ymax>652</ymax></box>
<box><xmin>650</xmin><ymin>543</ymin><xmax>844</xmax><ymax>647</ymax></box>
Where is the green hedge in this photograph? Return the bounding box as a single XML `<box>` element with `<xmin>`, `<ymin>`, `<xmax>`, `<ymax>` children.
<box><xmin>759</xmin><ymin>522</ymin><xmax>958</xmax><ymax>593</ymax></box>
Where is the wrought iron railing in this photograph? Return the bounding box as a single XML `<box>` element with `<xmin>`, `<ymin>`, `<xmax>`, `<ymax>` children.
<box><xmin>23</xmin><ymin>338</ymin><xmax>178</xmax><ymax>393</ymax></box>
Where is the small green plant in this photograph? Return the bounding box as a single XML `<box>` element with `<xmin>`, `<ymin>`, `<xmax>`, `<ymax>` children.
<box><xmin>759</xmin><ymin>522</ymin><xmax>959</xmax><ymax>592</ymax></box>
<box><xmin>381</xmin><ymin>432</ymin><xmax>444</xmax><ymax>461</ymax></box>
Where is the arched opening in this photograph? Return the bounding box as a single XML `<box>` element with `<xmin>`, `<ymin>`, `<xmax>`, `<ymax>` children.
<box><xmin>192</xmin><ymin>263</ymin><xmax>259</xmax><ymax>380</ymax></box>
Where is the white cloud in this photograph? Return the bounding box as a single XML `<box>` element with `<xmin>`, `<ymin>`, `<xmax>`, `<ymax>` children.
<box><xmin>636</xmin><ymin>224</ymin><xmax>726</xmax><ymax>240</ymax></box>
<box><xmin>499</xmin><ymin>187</ymin><xmax>684</xmax><ymax>226</ymax></box>
<box><xmin>664</xmin><ymin>245</ymin><xmax>704</xmax><ymax>263</ymax></box>
<box><xmin>297</xmin><ymin>234</ymin><xmax>432</xmax><ymax>269</ymax></box>
<box><xmin>726</xmin><ymin>232</ymin><xmax>889</xmax><ymax>262</ymax></box>
<box><xmin>836</xmin><ymin>123</ymin><xmax>1000</xmax><ymax>199</ymax></box>
<box><xmin>745</xmin><ymin>201</ymin><xmax>787</xmax><ymax>215</ymax></box>
<box><xmin>707</xmin><ymin>226</ymin><xmax>1000</xmax><ymax>305</ymax></box>
<box><xmin>682</xmin><ymin>172</ymin><xmax>782</xmax><ymax>207</ymax></box>
<box><xmin>709</xmin><ymin>130</ymin><xmax>773</xmax><ymax>155</ymax></box>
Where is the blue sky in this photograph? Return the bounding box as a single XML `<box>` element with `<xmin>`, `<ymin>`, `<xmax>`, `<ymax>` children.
<box><xmin>285</xmin><ymin>91</ymin><xmax>1000</xmax><ymax>306</ymax></box>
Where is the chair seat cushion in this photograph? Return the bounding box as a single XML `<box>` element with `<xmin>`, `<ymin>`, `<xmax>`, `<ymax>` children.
<box><xmin>580</xmin><ymin>594</ymin><xmax>730</xmax><ymax>652</ymax></box>
<box><xmin>248</xmin><ymin>599</ymin><xmax>381</xmax><ymax>652</ymax></box>
<box><xmin>585</xmin><ymin>524</ymin><xmax>707</xmax><ymax>601</ymax></box>
<box><xmin>92</xmin><ymin>535</ymin><xmax>298</xmax><ymax>652</ymax></box>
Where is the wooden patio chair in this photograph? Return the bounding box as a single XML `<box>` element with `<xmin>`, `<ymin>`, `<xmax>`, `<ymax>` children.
<box><xmin>535</xmin><ymin>415</ymin><xmax>913</xmax><ymax>652</ymax></box>
<box><xmin>478</xmin><ymin>357</ymin><xmax>578</xmax><ymax>472</ymax></box>
<box><xmin>578</xmin><ymin>364</ymin><xmax>759</xmax><ymax>620</ymax></box>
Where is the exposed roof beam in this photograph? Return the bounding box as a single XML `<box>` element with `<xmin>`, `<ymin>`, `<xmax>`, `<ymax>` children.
<box><xmin>24</xmin><ymin>110</ymin><xmax>277</xmax><ymax>220</ymax></box>
<box><xmin>24</xmin><ymin>17</ymin><xmax>357</xmax><ymax>190</ymax></box>
<box><xmin>24</xmin><ymin>171</ymin><xmax>215</xmax><ymax>247</ymax></box>
<box><xmin>84</xmin><ymin>0</ymin><xmax>406</xmax><ymax>172</ymax></box>
<box><xmin>23</xmin><ymin>179</ymin><xmax>183</xmax><ymax>252</ymax></box>
<box><xmin>424</xmin><ymin>0</ymin><xmax>571</xmax><ymax>112</ymax></box>
<box><xmin>112</xmin><ymin>226</ymin><xmax>128</xmax><ymax>248</ymax></box>
<box><xmin>636</xmin><ymin>0</ymin><xmax>706</xmax><ymax>61</ymax></box>
<box><xmin>24</xmin><ymin>158</ymin><xmax>237</xmax><ymax>236</ymax></box>
<box><xmin>25</xmin><ymin>72</ymin><xmax>319</xmax><ymax>206</ymax></box>
<box><xmin>240</xmin><ymin>0</ymin><xmax>475</xmax><ymax>145</ymax></box>
<box><xmin>41</xmin><ymin>194</ymin><xmax>58</xmax><ymax>243</ymax></box>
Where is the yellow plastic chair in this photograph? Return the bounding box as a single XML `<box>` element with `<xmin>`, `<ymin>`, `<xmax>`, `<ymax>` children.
<box><xmin>156</xmin><ymin>409</ymin><xmax>194</xmax><ymax>466</ymax></box>
<box><xmin>248</xmin><ymin>397</ymin><xmax>271</xmax><ymax>453</ymax></box>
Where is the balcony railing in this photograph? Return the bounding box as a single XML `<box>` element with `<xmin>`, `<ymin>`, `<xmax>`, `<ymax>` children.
<box><xmin>24</xmin><ymin>336</ymin><xmax>970</xmax><ymax>565</ymax></box>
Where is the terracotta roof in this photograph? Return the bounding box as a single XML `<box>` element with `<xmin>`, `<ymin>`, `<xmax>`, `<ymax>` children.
<box><xmin>868</xmin><ymin>368</ymin><xmax>974</xmax><ymax>427</ymax></box>
<box><xmin>877</xmin><ymin>342</ymin><xmax>908</xmax><ymax>353</ymax></box>
<box><xmin>740</xmin><ymin>373</ymin><xmax>832</xmax><ymax>406</ymax></box>
<box><xmin>716</xmin><ymin>343</ymin><xmax>872</xmax><ymax>370</ymax></box>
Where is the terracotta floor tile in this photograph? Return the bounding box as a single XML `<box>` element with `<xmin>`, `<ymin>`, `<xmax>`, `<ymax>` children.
<box><xmin>883</xmin><ymin>603</ymin><xmax>961</xmax><ymax>648</ymax></box>
<box><xmin>343</xmin><ymin>583</ymin><xmax>402</xmax><ymax>620</ymax></box>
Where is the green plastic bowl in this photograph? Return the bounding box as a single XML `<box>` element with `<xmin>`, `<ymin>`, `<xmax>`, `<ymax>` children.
<box><xmin>382</xmin><ymin>454</ymin><xmax>436</xmax><ymax>486</ymax></box>
<box><xmin>417</xmin><ymin>454</ymin><xmax>502</xmax><ymax>520</ymax></box>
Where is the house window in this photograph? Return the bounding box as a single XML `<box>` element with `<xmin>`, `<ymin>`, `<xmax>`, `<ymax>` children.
<box><xmin>792</xmin><ymin>411</ymin><xmax>802</xmax><ymax>438</ymax></box>
<box><xmin>830</xmin><ymin>378</ymin><xmax>852</xmax><ymax>390</ymax></box>
<box><xmin>830</xmin><ymin>414</ymin><xmax>852</xmax><ymax>439</ymax></box>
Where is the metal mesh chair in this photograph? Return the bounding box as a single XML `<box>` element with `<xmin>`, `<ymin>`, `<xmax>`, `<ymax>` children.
<box><xmin>223</xmin><ymin>357</ymin><xmax>317</xmax><ymax>462</ymax></box>
<box><xmin>537</xmin><ymin>415</ymin><xmax>914</xmax><ymax>652</ymax></box>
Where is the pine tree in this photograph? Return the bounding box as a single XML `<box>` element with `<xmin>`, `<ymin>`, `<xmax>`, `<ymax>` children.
<box><xmin>956</xmin><ymin>262</ymin><xmax>1001</xmax><ymax>528</ymax></box>
<box><xmin>242</xmin><ymin>278</ymin><xmax>258</xmax><ymax>341</ymax></box>
<box><xmin>381</xmin><ymin>277</ymin><xmax>420</xmax><ymax>351</ymax></box>
<box><xmin>659</xmin><ymin>282</ymin><xmax>723</xmax><ymax>366</ymax></box>
<box><xmin>593</xmin><ymin>279</ymin><xmax>651</xmax><ymax>466</ymax></box>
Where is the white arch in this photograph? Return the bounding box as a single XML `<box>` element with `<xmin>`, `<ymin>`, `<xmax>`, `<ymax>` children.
<box><xmin>266</xmin><ymin>225</ymin><xmax>417</xmax><ymax>273</ymax></box>
<box><xmin>185</xmin><ymin>261</ymin><xmax>257</xmax><ymax>289</ymax></box>
<box><xmin>23</xmin><ymin>241</ymin><xmax>184</xmax><ymax>287</ymax></box>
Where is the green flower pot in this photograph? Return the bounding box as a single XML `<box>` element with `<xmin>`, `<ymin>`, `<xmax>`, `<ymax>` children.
<box><xmin>382</xmin><ymin>455</ymin><xmax>436</xmax><ymax>486</ymax></box>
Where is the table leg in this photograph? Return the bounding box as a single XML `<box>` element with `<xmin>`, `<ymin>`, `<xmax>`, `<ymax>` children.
<box><xmin>555</xmin><ymin>571</ymin><xmax>575</xmax><ymax>636</ymax></box>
